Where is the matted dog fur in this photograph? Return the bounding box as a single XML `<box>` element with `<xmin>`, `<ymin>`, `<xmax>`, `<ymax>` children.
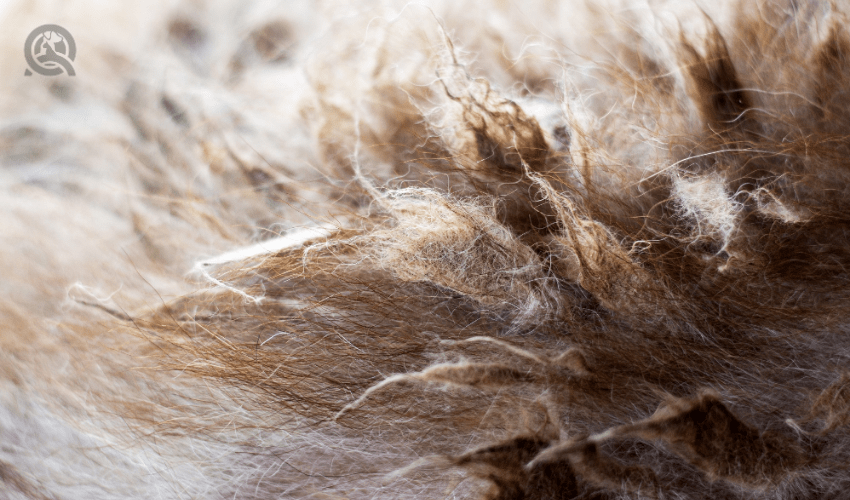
<box><xmin>2</xmin><ymin>0</ymin><xmax>850</xmax><ymax>498</ymax></box>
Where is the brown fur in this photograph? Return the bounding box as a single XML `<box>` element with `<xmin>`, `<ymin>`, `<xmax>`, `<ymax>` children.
<box><xmin>3</xmin><ymin>0</ymin><xmax>850</xmax><ymax>498</ymax></box>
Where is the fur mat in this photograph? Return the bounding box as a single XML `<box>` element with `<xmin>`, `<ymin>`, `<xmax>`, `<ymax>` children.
<box><xmin>1</xmin><ymin>0</ymin><xmax>850</xmax><ymax>498</ymax></box>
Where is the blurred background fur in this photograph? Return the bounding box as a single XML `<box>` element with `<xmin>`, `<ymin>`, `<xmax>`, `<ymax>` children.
<box><xmin>2</xmin><ymin>0</ymin><xmax>850</xmax><ymax>498</ymax></box>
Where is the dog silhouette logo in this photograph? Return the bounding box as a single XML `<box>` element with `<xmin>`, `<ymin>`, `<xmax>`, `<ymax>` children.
<box><xmin>25</xmin><ymin>24</ymin><xmax>76</xmax><ymax>76</ymax></box>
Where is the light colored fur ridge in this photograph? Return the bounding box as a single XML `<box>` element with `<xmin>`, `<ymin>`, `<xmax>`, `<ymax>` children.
<box><xmin>2</xmin><ymin>0</ymin><xmax>850</xmax><ymax>498</ymax></box>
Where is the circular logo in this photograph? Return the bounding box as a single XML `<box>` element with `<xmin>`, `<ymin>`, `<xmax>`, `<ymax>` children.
<box><xmin>24</xmin><ymin>24</ymin><xmax>76</xmax><ymax>76</ymax></box>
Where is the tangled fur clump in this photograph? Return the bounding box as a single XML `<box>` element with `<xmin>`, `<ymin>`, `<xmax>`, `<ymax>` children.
<box><xmin>4</xmin><ymin>0</ymin><xmax>850</xmax><ymax>498</ymax></box>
